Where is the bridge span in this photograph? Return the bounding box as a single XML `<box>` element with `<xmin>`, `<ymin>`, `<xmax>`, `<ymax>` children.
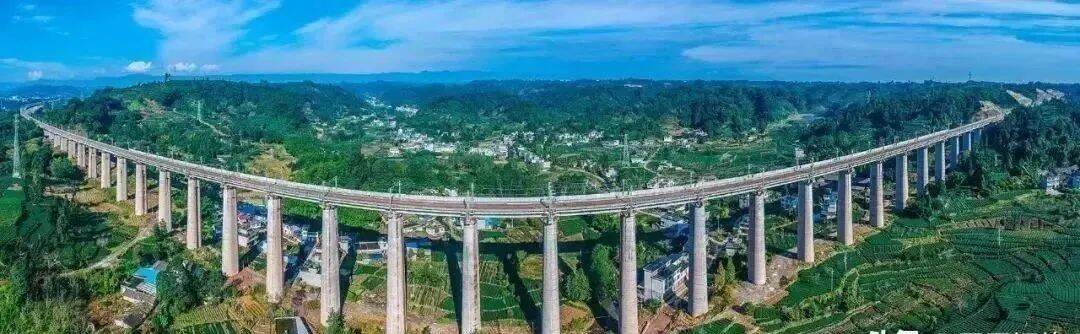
<box><xmin>23</xmin><ymin>104</ymin><xmax>999</xmax><ymax>333</ymax></box>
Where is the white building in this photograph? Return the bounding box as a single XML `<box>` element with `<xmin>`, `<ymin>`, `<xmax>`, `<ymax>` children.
<box><xmin>639</xmin><ymin>252</ymin><xmax>689</xmax><ymax>301</ymax></box>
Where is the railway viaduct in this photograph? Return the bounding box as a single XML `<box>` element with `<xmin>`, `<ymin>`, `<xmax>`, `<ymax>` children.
<box><xmin>23</xmin><ymin>104</ymin><xmax>1000</xmax><ymax>334</ymax></box>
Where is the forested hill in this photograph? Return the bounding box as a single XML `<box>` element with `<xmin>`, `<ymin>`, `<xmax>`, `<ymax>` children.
<box><xmin>41</xmin><ymin>81</ymin><xmax>367</xmax><ymax>167</ymax></box>
<box><xmin>346</xmin><ymin>80</ymin><xmax>1024</xmax><ymax>141</ymax></box>
<box><xmin>36</xmin><ymin>79</ymin><xmax>1069</xmax><ymax>195</ymax></box>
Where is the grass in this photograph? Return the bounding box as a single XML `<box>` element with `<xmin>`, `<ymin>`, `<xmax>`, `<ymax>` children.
<box><xmin>682</xmin><ymin>319</ymin><xmax>746</xmax><ymax>334</ymax></box>
<box><xmin>0</xmin><ymin>189</ymin><xmax>25</xmax><ymax>243</ymax></box>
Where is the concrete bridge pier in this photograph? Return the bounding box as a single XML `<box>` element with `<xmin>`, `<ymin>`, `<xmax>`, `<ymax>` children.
<box><xmin>79</xmin><ymin>144</ymin><xmax>86</xmax><ymax>168</ymax></box>
<box><xmin>460</xmin><ymin>215</ymin><xmax>480</xmax><ymax>334</ymax></box>
<box><xmin>185</xmin><ymin>177</ymin><xmax>201</xmax><ymax>250</ymax></box>
<box><xmin>116</xmin><ymin>158</ymin><xmax>128</xmax><ymax>202</ymax></box>
<box><xmin>87</xmin><ymin>148</ymin><xmax>97</xmax><ymax>179</ymax></box>
<box><xmin>134</xmin><ymin>164</ymin><xmax>146</xmax><ymax>215</ymax></box>
<box><xmin>320</xmin><ymin>204</ymin><xmax>341</xmax><ymax>327</ymax></box>
<box><xmin>619</xmin><ymin>211</ymin><xmax>639</xmax><ymax>334</ymax></box>
<box><xmin>797</xmin><ymin>180</ymin><xmax>814</xmax><ymax>262</ymax></box>
<box><xmin>935</xmin><ymin>141</ymin><xmax>946</xmax><ymax>182</ymax></box>
<box><xmin>75</xmin><ymin>143</ymin><xmax>83</xmax><ymax>169</ymax></box>
<box><xmin>99</xmin><ymin>153</ymin><xmax>111</xmax><ymax>189</ymax></box>
<box><xmin>748</xmin><ymin>191</ymin><xmax>766</xmax><ymax>284</ymax></box>
<box><xmin>690</xmin><ymin>201</ymin><xmax>708</xmax><ymax>317</ymax></box>
<box><xmin>962</xmin><ymin>131</ymin><xmax>972</xmax><ymax>153</ymax></box>
<box><xmin>870</xmin><ymin>161</ymin><xmax>884</xmax><ymax>228</ymax></box>
<box><xmin>837</xmin><ymin>170</ymin><xmax>853</xmax><ymax>246</ymax></box>
<box><xmin>384</xmin><ymin>212</ymin><xmax>405</xmax><ymax>334</ymax></box>
<box><xmin>950</xmin><ymin>136</ymin><xmax>961</xmax><ymax>166</ymax></box>
<box><xmin>266</xmin><ymin>195</ymin><xmax>284</xmax><ymax>303</ymax></box>
<box><xmin>894</xmin><ymin>154</ymin><xmax>908</xmax><ymax>211</ymax></box>
<box><xmin>542</xmin><ymin>213</ymin><xmax>561</xmax><ymax>333</ymax></box>
<box><xmin>221</xmin><ymin>186</ymin><xmax>239</xmax><ymax>276</ymax></box>
<box><xmin>974</xmin><ymin>128</ymin><xmax>983</xmax><ymax>146</ymax></box>
<box><xmin>916</xmin><ymin>147</ymin><xmax>929</xmax><ymax>197</ymax></box>
<box><xmin>158</xmin><ymin>170</ymin><xmax>172</xmax><ymax>230</ymax></box>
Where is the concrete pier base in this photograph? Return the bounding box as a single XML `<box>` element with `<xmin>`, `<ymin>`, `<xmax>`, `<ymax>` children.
<box><xmin>460</xmin><ymin>216</ymin><xmax>480</xmax><ymax>334</ymax></box>
<box><xmin>871</xmin><ymin>161</ymin><xmax>884</xmax><ymax>227</ymax></box>
<box><xmin>619</xmin><ymin>211</ymin><xmax>639</xmax><ymax>334</ymax></box>
<box><xmin>837</xmin><ymin>170</ymin><xmax>853</xmax><ymax>246</ymax></box>
<box><xmin>158</xmin><ymin>170</ymin><xmax>172</xmax><ymax>229</ymax></box>
<box><xmin>134</xmin><ymin>164</ymin><xmax>147</xmax><ymax>216</ymax></box>
<box><xmin>320</xmin><ymin>205</ymin><xmax>341</xmax><ymax>327</ymax></box>
<box><xmin>542</xmin><ymin>214</ymin><xmax>561</xmax><ymax>333</ymax></box>
<box><xmin>797</xmin><ymin>180</ymin><xmax>814</xmax><ymax>262</ymax></box>
<box><xmin>116</xmin><ymin>158</ymin><xmax>128</xmax><ymax>202</ymax></box>
<box><xmin>185</xmin><ymin>178</ymin><xmax>201</xmax><ymax>250</ymax></box>
<box><xmin>690</xmin><ymin>202</ymin><xmax>708</xmax><ymax>317</ymax></box>
<box><xmin>748</xmin><ymin>192</ymin><xmax>766</xmax><ymax>284</ymax></box>
<box><xmin>385</xmin><ymin>212</ymin><xmax>406</xmax><ymax>334</ymax></box>
<box><xmin>221</xmin><ymin>186</ymin><xmax>239</xmax><ymax>276</ymax></box>
<box><xmin>894</xmin><ymin>154</ymin><xmax>908</xmax><ymax>211</ymax></box>
<box><xmin>266</xmin><ymin>195</ymin><xmax>284</xmax><ymax>303</ymax></box>
<box><xmin>916</xmin><ymin>147</ymin><xmax>929</xmax><ymax>197</ymax></box>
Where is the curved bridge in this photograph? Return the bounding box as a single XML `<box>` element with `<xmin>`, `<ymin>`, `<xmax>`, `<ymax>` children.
<box><xmin>23</xmin><ymin>103</ymin><xmax>1000</xmax><ymax>334</ymax></box>
<box><xmin>23</xmin><ymin>105</ymin><xmax>1002</xmax><ymax>218</ymax></box>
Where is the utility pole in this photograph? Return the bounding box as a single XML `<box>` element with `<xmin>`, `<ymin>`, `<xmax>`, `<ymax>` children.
<box><xmin>12</xmin><ymin>114</ymin><xmax>20</xmax><ymax>179</ymax></box>
<box><xmin>622</xmin><ymin>133</ymin><xmax>629</xmax><ymax>165</ymax></box>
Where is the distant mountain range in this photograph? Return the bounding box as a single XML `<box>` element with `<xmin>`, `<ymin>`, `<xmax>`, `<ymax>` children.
<box><xmin>2</xmin><ymin>71</ymin><xmax>501</xmax><ymax>90</ymax></box>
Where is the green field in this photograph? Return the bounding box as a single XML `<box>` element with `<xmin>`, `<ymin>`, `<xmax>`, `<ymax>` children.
<box><xmin>752</xmin><ymin>190</ymin><xmax>1080</xmax><ymax>334</ymax></box>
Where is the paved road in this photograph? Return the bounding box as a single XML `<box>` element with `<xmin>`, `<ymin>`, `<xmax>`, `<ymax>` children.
<box><xmin>24</xmin><ymin>104</ymin><xmax>1002</xmax><ymax>218</ymax></box>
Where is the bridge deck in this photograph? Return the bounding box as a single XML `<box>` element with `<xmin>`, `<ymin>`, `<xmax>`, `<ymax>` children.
<box><xmin>24</xmin><ymin>105</ymin><xmax>1001</xmax><ymax>217</ymax></box>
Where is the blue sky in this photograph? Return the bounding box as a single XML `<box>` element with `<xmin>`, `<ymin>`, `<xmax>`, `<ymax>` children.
<box><xmin>2</xmin><ymin>0</ymin><xmax>1078</xmax><ymax>83</ymax></box>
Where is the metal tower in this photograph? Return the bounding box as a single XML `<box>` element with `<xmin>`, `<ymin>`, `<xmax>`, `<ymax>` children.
<box><xmin>11</xmin><ymin>114</ymin><xmax>20</xmax><ymax>179</ymax></box>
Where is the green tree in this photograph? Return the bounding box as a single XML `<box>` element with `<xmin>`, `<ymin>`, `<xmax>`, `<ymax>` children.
<box><xmin>842</xmin><ymin>271</ymin><xmax>862</xmax><ymax>311</ymax></box>
<box><xmin>326</xmin><ymin>312</ymin><xmax>347</xmax><ymax>334</ymax></box>
<box><xmin>48</xmin><ymin>158</ymin><xmax>80</xmax><ymax>183</ymax></box>
<box><xmin>562</xmin><ymin>268</ymin><xmax>591</xmax><ymax>302</ymax></box>
<box><xmin>588</xmin><ymin>244</ymin><xmax>619</xmax><ymax>303</ymax></box>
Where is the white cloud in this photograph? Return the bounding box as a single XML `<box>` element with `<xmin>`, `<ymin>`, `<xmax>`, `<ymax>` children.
<box><xmin>125</xmin><ymin>61</ymin><xmax>154</xmax><ymax>73</ymax></box>
<box><xmin>682</xmin><ymin>25</ymin><xmax>1080</xmax><ymax>82</ymax></box>
<box><xmin>133</xmin><ymin>0</ymin><xmax>280</xmax><ymax>64</ymax></box>
<box><xmin>224</xmin><ymin>1</ymin><xmax>840</xmax><ymax>74</ymax></box>
<box><xmin>26</xmin><ymin>70</ymin><xmax>42</xmax><ymax>81</ymax></box>
<box><xmin>0</xmin><ymin>58</ymin><xmax>72</xmax><ymax>81</ymax></box>
<box><xmin>9</xmin><ymin>0</ymin><xmax>1057</xmax><ymax>81</ymax></box>
<box><xmin>168</xmin><ymin>62</ymin><xmax>198</xmax><ymax>72</ymax></box>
